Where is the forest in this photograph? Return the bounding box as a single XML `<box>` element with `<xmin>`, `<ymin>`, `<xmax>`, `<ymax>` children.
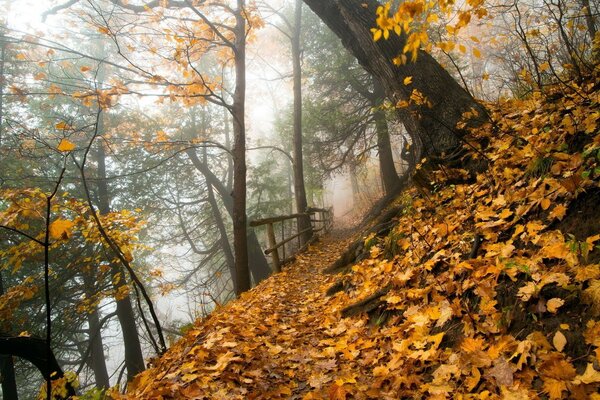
<box><xmin>0</xmin><ymin>0</ymin><xmax>599</xmax><ymax>398</ymax></box>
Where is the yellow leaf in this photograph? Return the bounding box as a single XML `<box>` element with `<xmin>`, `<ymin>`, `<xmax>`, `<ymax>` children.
<box><xmin>540</xmin><ymin>198</ymin><xmax>551</xmax><ymax>210</ymax></box>
<box><xmin>552</xmin><ymin>331</ymin><xmax>566</xmax><ymax>352</ymax></box>
<box><xmin>543</xmin><ymin>378</ymin><xmax>566</xmax><ymax>400</ymax></box>
<box><xmin>546</xmin><ymin>298</ymin><xmax>564</xmax><ymax>313</ymax></box>
<box><xmin>403</xmin><ymin>76</ymin><xmax>413</xmax><ymax>85</ymax></box>
<box><xmin>155</xmin><ymin>130</ymin><xmax>168</xmax><ymax>142</ymax></box>
<box><xmin>427</xmin><ymin>14</ymin><xmax>439</xmax><ymax>23</ymax></box>
<box><xmin>80</xmin><ymin>66</ymin><xmax>91</xmax><ymax>72</ymax></box>
<box><xmin>549</xmin><ymin>204</ymin><xmax>567</xmax><ymax>220</ymax></box>
<box><xmin>98</xmin><ymin>26</ymin><xmax>110</xmax><ymax>35</ymax></box>
<box><xmin>373</xmin><ymin>29</ymin><xmax>383</xmax><ymax>42</ymax></box>
<box><xmin>573</xmin><ymin>362</ymin><xmax>600</xmax><ymax>384</ymax></box>
<box><xmin>499</xmin><ymin>208</ymin><xmax>513</xmax><ymax>220</ymax></box>
<box><xmin>49</xmin><ymin>219</ymin><xmax>75</xmax><ymax>240</ymax></box>
<box><xmin>459</xmin><ymin>44</ymin><xmax>466</xmax><ymax>54</ymax></box>
<box><xmin>473</xmin><ymin>48</ymin><xmax>481</xmax><ymax>58</ymax></box>
<box><xmin>55</xmin><ymin>121</ymin><xmax>71</xmax><ymax>130</ymax></box>
<box><xmin>34</xmin><ymin>72</ymin><xmax>47</xmax><ymax>80</ymax></box>
<box><xmin>57</xmin><ymin>139</ymin><xmax>76</xmax><ymax>152</ymax></box>
<box><xmin>16</xmin><ymin>53</ymin><xmax>27</xmax><ymax>60</ymax></box>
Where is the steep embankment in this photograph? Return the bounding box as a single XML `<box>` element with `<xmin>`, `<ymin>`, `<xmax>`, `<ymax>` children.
<box><xmin>115</xmin><ymin>79</ymin><xmax>600</xmax><ymax>399</ymax></box>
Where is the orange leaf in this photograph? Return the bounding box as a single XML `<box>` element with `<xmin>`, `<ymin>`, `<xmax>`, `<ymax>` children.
<box><xmin>57</xmin><ymin>139</ymin><xmax>76</xmax><ymax>152</ymax></box>
<box><xmin>328</xmin><ymin>383</ymin><xmax>346</xmax><ymax>400</ymax></box>
<box><xmin>540</xmin><ymin>198</ymin><xmax>551</xmax><ymax>210</ymax></box>
<box><xmin>49</xmin><ymin>219</ymin><xmax>75</xmax><ymax>240</ymax></box>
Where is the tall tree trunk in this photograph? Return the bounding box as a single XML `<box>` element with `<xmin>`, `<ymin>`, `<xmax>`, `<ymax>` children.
<box><xmin>231</xmin><ymin>0</ymin><xmax>251</xmax><ymax>296</ymax></box>
<box><xmin>202</xmin><ymin>144</ymin><xmax>237</xmax><ymax>290</ymax></box>
<box><xmin>186</xmin><ymin>149</ymin><xmax>271</xmax><ymax>285</ymax></box>
<box><xmin>0</xmin><ymin>272</ymin><xmax>18</xmax><ymax>400</ymax></box>
<box><xmin>303</xmin><ymin>0</ymin><xmax>488</xmax><ymax>165</ymax></box>
<box><xmin>82</xmin><ymin>271</ymin><xmax>110</xmax><ymax>389</ymax></box>
<box><xmin>95</xmin><ymin>136</ymin><xmax>145</xmax><ymax>381</ymax></box>
<box><xmin>291</xmin><ymin>0</ymin><xmax>313</xmax><ymax>245</ymax></box>
<box><xmin>580</xmin><ymin>0</ymin><xmax>597</xmax><ymax>40</ymax></box>
<box><xmin>371</xmin><ymin>81</ymin><xmax>401</xmax><ymax>194</ymax></box>
<box><xmin>0</xmin><ymin>37</ymin><xmax>5</xmax><ymax>147</ymax></box>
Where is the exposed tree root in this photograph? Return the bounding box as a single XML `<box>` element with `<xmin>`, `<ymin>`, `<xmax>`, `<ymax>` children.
<box><xmin>340</xmin><ymin>284</ymin><xmax>392</xmax><ymax>318</ymax></box>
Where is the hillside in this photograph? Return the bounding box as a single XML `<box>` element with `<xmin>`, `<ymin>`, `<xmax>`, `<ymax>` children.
<box><xmin>111</xmin><ymin>77</ymin><xmax>600</xmax><ymax>399</ymax></box>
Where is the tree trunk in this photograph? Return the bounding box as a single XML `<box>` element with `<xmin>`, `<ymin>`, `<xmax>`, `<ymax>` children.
<box><xmin>186</xmin><ymin>149</ymin><xmax>271</xmax><ymax>284</ymax></box>
<box><xmin>371</xmin><ymin>81</ymin><xmax>401</xmax><ymax>194</ymax></box>
<box><xmin>231</xmin><ymin>0</ymin><xmax>251</xmax><ymax>296</ymax></box>
<box><xmin>291</xmin><ymin>0</ymin><xmax>313</xmax><ymax>246</ymax></box>
<box><xmin>95</xmin><ymin>138</ymin><xmax>145</xmax><ymax>381</ymax></box>
<box><xmin>303</xmin><ymin>0</ymin><xmax>488</xmax><ymax>164</ymax></box>
<box><xmin>82</xmin><ymin>271</ymin><xmax>110</xmax><ymax>389</ymax></box>
<box><xmin>580</xmin><ymin>0</ymin><xmax>597</xmax><ymax>41</ymax></box>
<box><xmin>0</xmin><ymin>272</ymin><xmax>18</xmax><ymax>400</ymax></box>
<box><xmin>0</xmin><ymin>37</ymin><xmax>5</xmax><ymax>146</ymax></box>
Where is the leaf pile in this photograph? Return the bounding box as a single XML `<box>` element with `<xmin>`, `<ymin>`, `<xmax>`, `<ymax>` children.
<box><xmin>114</xmin><ymin>79</ymin><xmax>600</xmax><ymax>399</ymax></box>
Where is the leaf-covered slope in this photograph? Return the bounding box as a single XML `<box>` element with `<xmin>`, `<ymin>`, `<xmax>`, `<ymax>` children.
<box><xmin>115</xmin><ymin>79</ymin><xmax>600</xmax><ymax>399</ymax></box>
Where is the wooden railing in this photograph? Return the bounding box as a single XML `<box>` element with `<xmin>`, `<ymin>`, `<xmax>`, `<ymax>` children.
<box><xmin>249</xmin><ymin>207</ymin><xmax>333</xmax><ymax>273</ymax></box>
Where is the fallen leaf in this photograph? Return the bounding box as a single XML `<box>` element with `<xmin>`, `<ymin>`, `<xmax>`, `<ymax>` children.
<box><xmin>546</xmin><ymin>298</ymin><xmax>564</xmax><ymax>313</ymax></box>
<box><xmin>552</xmin><ymin>331</ymin><xmax>566</xmax><ymax>352</ymax></box>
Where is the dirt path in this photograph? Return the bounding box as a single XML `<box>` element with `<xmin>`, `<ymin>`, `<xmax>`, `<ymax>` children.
<box><xmin>124</xmin><ymin>233</ymin><xmax>358</xmax><ymax>399</ymax></box>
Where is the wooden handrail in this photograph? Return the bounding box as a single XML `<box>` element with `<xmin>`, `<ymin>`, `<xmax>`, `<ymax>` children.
<box><xmin>249</xmin><ymin>212</ymin><xmax>308</xmax><ymax>227</ymax></box>
<box><xmin>250</xmin><ymin>207</ymin><xmax>333</xmax><ymax>273</ymax></box>
<box><xmin>264</xmin><ymin>227</ymin><xmax>313</xmax><ymax>255</ymax></box>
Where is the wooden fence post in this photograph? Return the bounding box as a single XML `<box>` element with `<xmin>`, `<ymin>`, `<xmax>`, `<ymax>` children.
<box><xmin>266</xmin><ymin>223</ymin><xmax>281</xmax><ymax>273</ymax></box>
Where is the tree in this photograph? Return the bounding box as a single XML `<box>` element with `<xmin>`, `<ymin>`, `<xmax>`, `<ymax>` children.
<box><xmin>302</xmin><ymin>10</ymin><xmax>405</xmax><ymax>194</ymax></box>
<box><xmin>302</xmin><ymin>0</ymin><xmax>488</xmax><ymax>169</ymax></box>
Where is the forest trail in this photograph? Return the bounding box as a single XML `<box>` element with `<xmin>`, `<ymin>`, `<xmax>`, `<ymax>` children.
<box><xmin>122</xmin><ymin>232</ymin><xmax>366</xmax><ymax>399</ymax></box>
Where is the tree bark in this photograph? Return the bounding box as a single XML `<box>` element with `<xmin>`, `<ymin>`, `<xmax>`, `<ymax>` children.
<box><xmin>0</xmin><ymin>337</ymin><xmax>76</xmax><ymax>398</ymax></box>
<box><xmin>82</xmin><ymin>271</ymin><xmax>110</xmax><ymax>389</ymax></box>
<box><xmin>579</xmin><ymin>0</ymin><xmax>597</xmax><ymax>45</ymax></box>
<box><xmin>231</xmin><ymin>0</ymin><xmax>251</xmax><ymax>296</ymax></box>
<box><xmin>0</xmin><ymin>272</ymin><xmax>18</xmax><ymax>400</ymax></box>
<box><xmin>95</xmin><ymin>138</ymin><xmax>145</xmax><ymax>381</ymax></box>
<box><xmin>291</xmin><ymin>0</ymin><xmax>313</xmax><ymax>246</ymax></box>
<box><xmin>0</xmin><ymin>37</ymin><xmax>5</xmax><ymax>147</ymax></box>
<box><xmin>186</xmin><ymin>149</ymin><xmax>271</xmax><ymax>285</ymax></box>
<box><xmin>371</xmin><ymin>81</ymin><xmax>401</xmax><ymax>194</ymax></box>
<box><xmin>303</xmin><ymin>0</ymin><xmax>488</xmax><ymax>164</ymax></box>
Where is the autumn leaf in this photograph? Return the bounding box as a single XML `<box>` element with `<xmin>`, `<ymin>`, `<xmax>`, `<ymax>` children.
<box><xmin>540</xmin><ymin>198</ymin><xmax>551</xmax><ymax>210</ymax></box>
<box><xmin>57</xmin><ymin>139</ymin><xmax>76</xmax><ymax>152</ymax></box>
<box><xmin>572</xmin><ymin>362</ymin><xmax>600</xmax><ymax>384</ymax></box>
<box><xmin>328</xmin><ymin>383</ymin><xmax>346</xmax><ymax>400</ymax></box>
<box><xmin>49</xmin><ymin>219</ymin><xmax>75</xmax><ymax>240</ymax></box>
<box><xmin>543</xmin><ymin>378</ymin><xmax>566</xmax><ymax>400</ymax></box>
<box><xmin>403</xmin><ymin>76</ymin><xmax>413</xmax><ymax>85</ymax></box>
<box><xmin>546</xmin><ymin>298</ymin><xmax>564</xmax><ymax>313</ymax></box>
<box><xmin>55</xmin><ymin>121</ymin><xmax>72</xmax><ymax>130</ymax></box>
<box><xmin>552</xmin><ymin>331</ymin><xmax>567</xmax><ymax>352</ymax></box>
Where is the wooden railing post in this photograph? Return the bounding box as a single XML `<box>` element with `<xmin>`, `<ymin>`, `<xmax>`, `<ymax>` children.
<box><xmin>266</xmin><ymin>222</ymin><xmax>281</xmax><ymax>273</ymax></box>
